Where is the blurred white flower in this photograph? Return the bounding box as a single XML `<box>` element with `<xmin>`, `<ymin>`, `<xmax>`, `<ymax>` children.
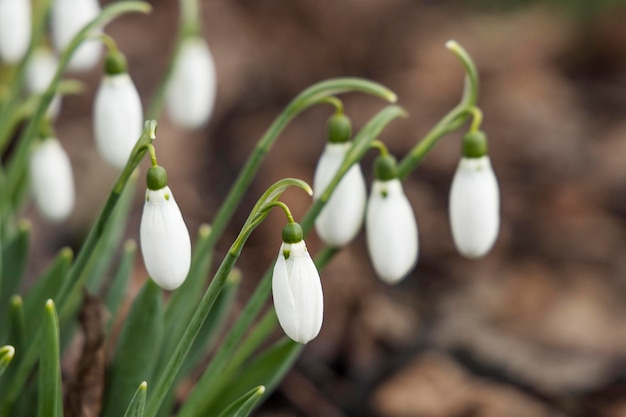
<box><xmin>51</xmin><ymin>0</ymin><xmax>102</xmax><ymax>71</ymax></box>
<box><xmin>366</xmin><ymin>179</ymin><xmax>418</xmax><ymax>284</ymax></box>
<box><xmin>166</xmin><ymin>37</ymin><xmax>217</xmax><ymax>129</ymax></box>
<box><xmin>272</xmin><ymin>239</ymin><xmax>323</xmax><ymax>344</ymax></box>
<box><xmin>0</xmin><ymin>0</ymin><xmax>31</xmax><ymax>63</ymax></box>
<box><xmin>140</xmin><ymin>185</ymin><xmax>191</xmax><ymax>291</ymax></box>
<box><xmin>29</xmin><ymin>138</ymin><xmax>75</xmax><ymax>222</ymax></box>
<box><xmin>93</xmin><ymin>73</ymin><xmax>143</xmax><ymax>168</ymax></box>
<box><xmin>449</xmin><ymin>156</ymin><xmax>500</xmax><ymax>258</ymax></box>
<box><xmin>26</xmin><ymin>49</ymin><xmax>63</xmax><ymax>120</ymax></box>
<box><xmin>313</xmin><ymin>142</ymin><xmax>366</xmax><ymax>247</ymax></box>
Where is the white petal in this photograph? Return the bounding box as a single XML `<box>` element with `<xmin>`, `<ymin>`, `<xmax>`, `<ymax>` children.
<box><xmin>0</xmin><ymin>0</ymin><xmax>31</xmax><ymax>63</ymax></box>
<box><xmin>366</xmin><ymin>179</ymin><xmax>418</xmax><ymax>284</ymax></box>
<box><xmin>30</xmin><ymin>138</ymin><xmax>75</xmax><ymax>222</ymax></box>
<box><xmin>166</xmin><ymin>37</ymin><xmax>217</xmax><ymax>129</ymax></box>
<box><xmin>26</xmin><ymin>49</ymin><xmax>63</xmax><ymax>120</ymax></box>
<box><xmin>272</xmin><ymin>241</ymin><xmax>324</xmax><ymax>344</ymax></box>
<box><xmin>93</xmin><ymin>74</ymin><xmax>144</xmax><ymax>168</ymax></box>
<box><xmin>140</xmin><ymin>186</ymin><xmax>192</xmax><ymax>290</ymax></box>
<box><xmin>51</xmin><ymin>0</ymin><xmax>101</xmax><ymax>71</ymax></box>
<box><xmin>313</xmin><ymin>143</ymin><xmax>367</xmax><ymax>247</ymax></box>
<box><xmin>449</xmin><ymin>156</ymin><xmax>500</xmax><ymax>258</ymax></box>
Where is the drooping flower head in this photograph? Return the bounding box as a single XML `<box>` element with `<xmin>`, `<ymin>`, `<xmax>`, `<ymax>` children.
<box><xmin>0</xmin><ymin>0</ymin><xmax>31</xmax><ymax>64</ymax></box>
<box><xmin>29</xmin><ymin>135</ymin><xmax>75</xmax><ymax>222</ymax></box>
<box><xmin>366</xmin><ymin>154</ymin><xmax>419</xmax><ymax>284</ymax></box>
<box><xmin>93</xmin><ymin>50</ymin><xmax>144</xmax><ymax>168</ymax></box>
<box><xmin>140</xmin><ymin>164</ymin><xmax>192</xmax><ymax>290</ymax></box>
<box><xmin>166</xmin><ymin>36</ymin><xmax>217</xmax><ymax>129</ymax></box>
<box><xmin>314</xmin><ymin>113</ymin><xmax>367</xmax><ymax>247</ymax></box>
<box><xmin>449</xmin><ymin>130</ymin><xmax>500</xmax><ymax>258</ymax></box>
<box><xmin>272</xmin><ymin>222</ymin><xmax>324</xmax><ymax>344</ymax></box>
<box><xmin>51</xmin><ymin>0</ymin><xmax>102</xmax><ymax>71</ymax></box>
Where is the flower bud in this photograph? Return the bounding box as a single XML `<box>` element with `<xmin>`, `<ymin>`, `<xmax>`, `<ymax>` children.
<box><xmin>272</xmin><ymin>227</ymin><xmax>323</xmax><ymax>344</ymax></box>
<box><xmin>449</xmin><ymin>156</ymin><xmax>499</xmax><ymax>258</ymax></box>
<box><xmin>29</xmin><ymin>138</ymin><xmax>75</xmax><ymax>222</ymax></box>
<box><xmin>366</xmin><ymin>179</ymin><xmax>418</xmax><ymax>284</ymax></box>
<box><xmin>26</xmin><ymin>49</ymin><xmax>63</xmax><ymax>120</ymax></box>
<box><xmin>93</xmin><ymin>66</ymin><xmax>143</xmax><ymax>168</ymax></box>
<box><xmin>166</xmin><ymin>37</ymin><xmax>217</xmax><ymax>129</ymax></box>
<box><xmin>140</xmin><ymin>168</ymin><xmax>191</xmax><ymax>291</ymax></box>
<box><xmin>51</xmin><ymin>0</ymin><xmax>102</xmax><ymax>71</ymax></box>
<box><xmin>313</xmin><ymin>142</ymin><xmax>366</xmax><ymax>247</ymax></box>
<box><xmin>0</xmin><ymin>0</ymin><xmax>31</xmax><ymax>63</ymax></box>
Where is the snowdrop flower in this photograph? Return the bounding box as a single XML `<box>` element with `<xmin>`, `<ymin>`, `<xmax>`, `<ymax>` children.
<box><xmin>30</xmin><ymin>137</ymin><xmax>75</xmax><ymax>222</ymax></box>
<box><xmin>272</xmin><ymin>222</ymin><xmax>323</xmax><ymax>344</ymax></box>
<box><xmin>166</xmin><ymin>36</ymin><xmax>217</xmax><ymax>129</ymax></box>
<box><xmin>26</xmin><ymin>49</ymin><xmax>63</xmax><ymax>120</ymax></box>
<box><xmin>93</xmin><ymin>51</ymin><xmax>143</xmax><ymax>168</ymax></box>
<box><xmin>51</xmin><ymin>0</ymin><xmax>102</xmax><ymax>71</ymax></box>
<box><xmin>140</xmin><ymin>165</ymin><xmax>191</xmax><ymax>291</ymax></box>
<box><xmin>449</xmin><ymin>131</ymin><xmax>500</xmax><ymax>258</ymax></box>
<box><xmin>0</xmin><ymin>0</ymin><xmax>31</xmax><ymax>63</ymax></box>
<box><xmin>366</xmin><ymin>155</ymin><xmax>418</xmax><ymax>284</ymax></box>
<box><xmin>314</xmin><ymin>114</ymin><xmax>366</xmax><ymax>247</ymax></box>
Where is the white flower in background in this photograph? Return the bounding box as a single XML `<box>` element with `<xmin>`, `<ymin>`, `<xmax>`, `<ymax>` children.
<box><xmin>366</xmin><ymin>178</ymin><xmax>419</xmax><ymax>284</ymax></box>
<box><xmin>166</xmin><ymin>37</ymin><xmax>217</xmax><ymax>129</ymax></box>
<box><xmin>30</xmin><ymin>138</ymin><xmax>75</xmax><ymax>222</ymax></box>
<box><xmin>449</xmin><ymin>156</ymin><xmax>500</xmax><ymax>258</ymax></box>
<box><xmin>314</xmin><ymin>142</ymin><xmax>366</xmax><ymax>247</ymax></box>
<box><xmin>93</xmin><ymin>72</ymin><xmax>143</xmax><ymax>168</ymax></box>
<box><xmin>0</xmin><ymin>0</ymin><xmax>31</xmax><ymax>63</ymax></box>
<box><xmin>272</xmin><ymin>223</ymin><xmax>323</xmax><ymax>344</ymax></box>
<box><xmin>26</xmin><ymin>49</ymin><xmax>63</xmax><ymax>120</ymax></box>
<box><xmin>140</xmin><ymin>166</ymin><xmax>191</xmax><ymax>291</ymax></box>
<box><xmin>51</xmin><ymin>0</ymin><xmax>102</xmax><ymax>71</ymax></box>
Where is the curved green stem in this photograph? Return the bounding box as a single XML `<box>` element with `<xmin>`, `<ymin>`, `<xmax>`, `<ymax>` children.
<box><xmin>396</xmin><ymin>40</ymin><xmax>479</xmax><ymax>179</ymax></box>
<box><xmin>319</xmin><ymin>96</ymin><xmax>344</xmax><ymax>115</ymax></box>
<box><xmin>143</xmin><ymin>179</ymin><xmax>311</xmax><ymax>417</ymax></box>
<box><xmin>468</xmin><ymin>106</ymin><xmax>483</xmax><ymax>133</ymax></box>
<box><xmin>370</xmin><ymin>140</ymin><xmax>389</xmax><ymax>157</ymax></box>
<box><xmin>265</xmin><ymin>201</ymin><xmax>295</xmax><ymax>224</ymax></box>
<box><xmin>0</xmin><ymin>1</ymin><xmax>151</xmax><ymax>213</ymax></box>
<box><xmin>97</xmin><ymin>33</ymin><xmax>120</xmax><ymax>55</ymax></box>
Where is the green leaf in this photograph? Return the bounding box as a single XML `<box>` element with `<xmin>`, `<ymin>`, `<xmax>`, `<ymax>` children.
<box><xmin>216</xmin><ymin>386</ymin><xmax>265</xmax><ymax>417</ymax></box>
<box><xmin>38</xmin><ymin>300</ymin><xmax>61</xmax><ymax>417</ymax></box>
<box><xmin>101</xmin><ymin>280</ymin><xmax>163</xmax><ymax>417</ymax></box>
<box><xmin>0</xmin><ymin>346</ymin><xmax>15</xmax><ymax>379</ymax></box>
<box><xmin>123</xmin><ymin>382</ymin><xmax>147</xmax><ymax>417</ymax></box>
<box><xmin>104</xmin><ymin>239</ymin><xmax>137</xmax><ymax>331</ymax></box>
<box><xmin>0</xmin><ymin>220</ymin><xmax>31</xmax><ymax>339</ymax></box>
<box><xmin>0</xmin><ymin>296</ymin><xmax>25</xmax><ymax>390</ymax></box>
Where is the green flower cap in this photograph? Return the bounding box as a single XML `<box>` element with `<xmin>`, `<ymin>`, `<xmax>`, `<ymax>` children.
<box><xmin>104</xmin><ymin>50</ymin><xmax>128</xmax><ymax>75</ymax></box>
<box><xmin>146</xmin><ymin>165</ymin><xmax>168</xmax><ymax>190</ymax></box>
<box><xmin>462</xmin><ymin>130</ymin><xmax>488</xmax><ymax>158</ymax></box>
<box><xmin>373</xmin><ymin>154</ymin><xmax>398</xmax><ymax>181</ymax></box>
<box><xmin>282</xmin><ymin>222</ymin><xmax>303</xmax><ymax>244</ymax></box>
<box><xmin>327</xmin><ymin>113</ymin><xmax>352</xmax><ymax>144</ymax></box>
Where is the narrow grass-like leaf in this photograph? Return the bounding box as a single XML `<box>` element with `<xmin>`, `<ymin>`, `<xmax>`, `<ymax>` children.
<box><xmin>38</xmin><ymin>300</ymin><xmax>61</xmax><ymax>417</ymax></box>
<box><xmin>101</xmin><ymin>280</ymin><xmax>163</xmax><ymax>417</ymax></box>
<box><xmin>104</xmin><ymin>239</ymin><xmax>136</xmax><ymax>331</ymax></box>
<box><xmin>0</xmin><ymin>220</ymin><xmax>31</xmax><ymax>338</ymax></box>
<box><xmin>123</xmin><ymin>381</ymin><xmax>147</xmax><ymax>417</ymax></box>
<box><xmin>0</xmin><ymin>346</ymin><xmax>15</xmax><ymax>379</ymax></box>
<box><xmin>225</xmin><ymin>309</ymin><xmax>278</xmax><ymax>374</ymax></box>
<box><xmin>216</xmin><ymin>386</ymin><xmax>265</xmax><ymax>417</ymax></box>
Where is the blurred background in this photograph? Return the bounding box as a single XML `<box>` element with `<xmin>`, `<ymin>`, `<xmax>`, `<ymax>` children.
<box><xmin>24</xmin><ymin>0</ymin><xmax>626</xmax><ymax>416</ymax></box>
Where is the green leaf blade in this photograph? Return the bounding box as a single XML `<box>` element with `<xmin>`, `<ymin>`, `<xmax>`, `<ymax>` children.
<box><xmin>38</xmin><ymin>300</ymin><xmax>61</xmax><ymax>417</ymax></box>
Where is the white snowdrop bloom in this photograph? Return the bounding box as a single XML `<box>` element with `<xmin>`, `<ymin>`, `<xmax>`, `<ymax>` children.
<box><xmin>0</xmin><ymin>0</ymin><xmax>31</xmax><ymax>63</ymax></box>
<box><xmin>93</xmin><ymin>73</ymin><xmax>143</xmax><ymax>168</ymax></box>
<box><xmin>51</xmin><ymin>0</ymin><xmax>102</xmax><ymax>71</ymax></box>
<box><xmin>166</xmin><ymin>37</ymin><xmax>217</xmax><ymax>129</ymax></box>
<box><xmin>26</xmin><ymin>49</ymin><xmax>63</xmax><ymax>120</ymax></box>
<box><xmin>366</xmin><ymin>179</ymin><xmax>418</xmax><ymax>284</ymax></box>
<box><xmin>272</xmin><ymin>226</ymin><xmax>323</xmax><ymax>344</ymax></box>
<box><xmin>313</xmin><ymin>142</ymin><xmax>366</xmax><ymax>247</ymax></box>
<box><xmin>30</xmin><ymin>138</ymin><xmax>75</xmax><ymax>222</ymax></box>
<box><xmin>449</xmin><ymin>156</ymin><xmax>500</xmax><ymax>259</ymax></box>
<box><xmin>140</xmin><ymin>176</ymin><xmax>191</xmax><ymax>291</ymax></box>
